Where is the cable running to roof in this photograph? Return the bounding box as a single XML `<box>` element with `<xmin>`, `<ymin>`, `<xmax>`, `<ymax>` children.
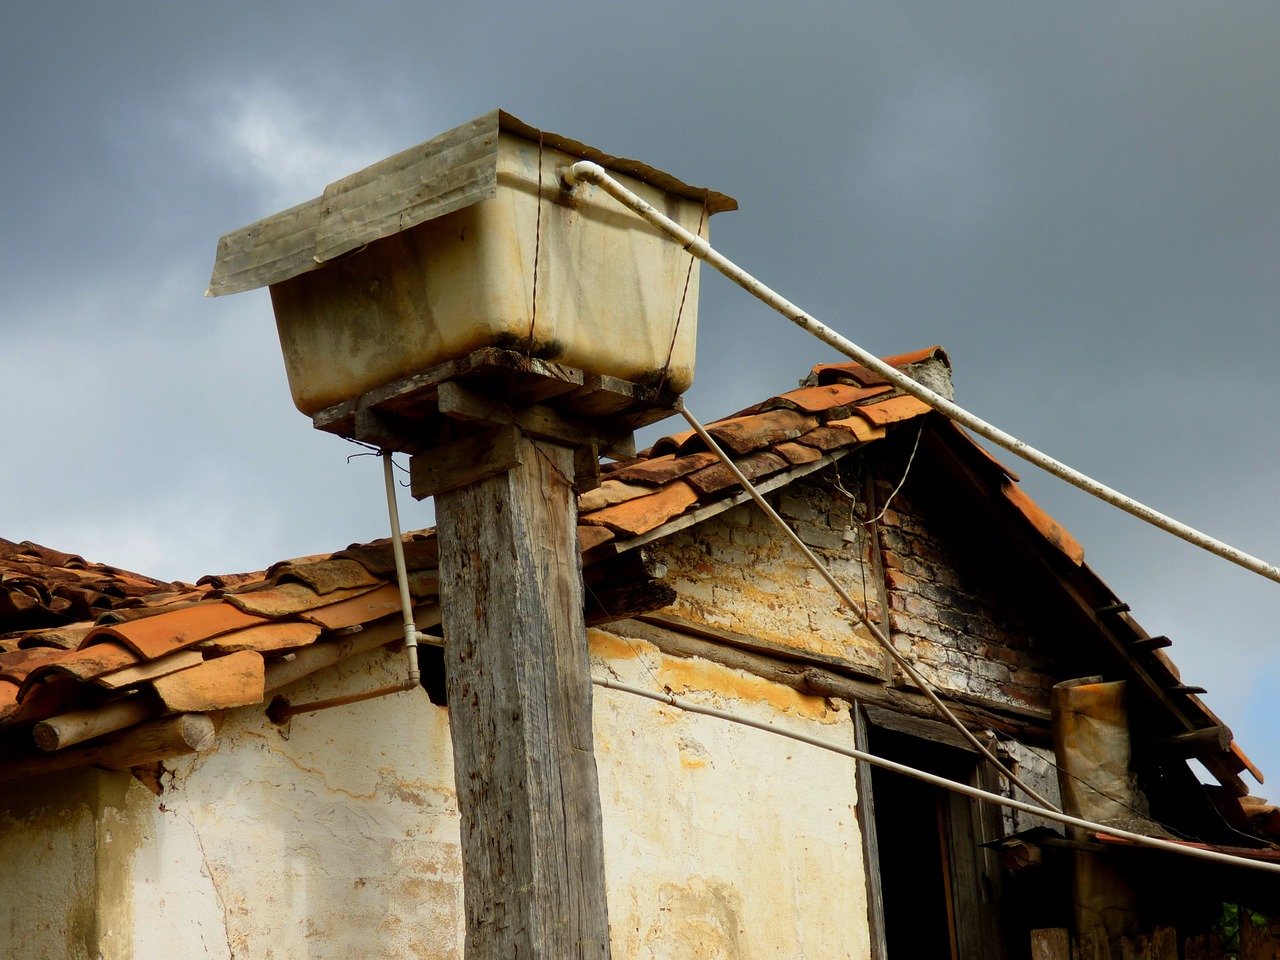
<box><xmin>676</xmin><ymin>400</ymin><xmax>1060</xmax><ymax>812</ymax></box>
<box><xmin>591</xmin><ymin>673</ymin><xmax>1280</xmax><ymax>877</ymax></box>
<box><xmin>561</xmin><ymin>161</ymin><xmax>1280</xmax><ymax>587</ymax></box>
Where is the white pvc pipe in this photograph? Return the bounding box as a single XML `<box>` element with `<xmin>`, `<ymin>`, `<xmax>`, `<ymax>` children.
<box><xmin>383</xmin><ymin>453</ymin><xmax>421</xmax><ymax>685</ymax></box>
<box><xmin>678</xmin><ymin>402</ymin><xmax>1060</xmax><ymax>812</ymax></box>
<box><xmin>561</xmin><ymin>160</ymin><xmax>1280</xmax><ymax>586</ymax></box>
<box><xmin>592</xmin><ymin>674</ymin><xmax>1280</xmax><ymax>876</ymax></box>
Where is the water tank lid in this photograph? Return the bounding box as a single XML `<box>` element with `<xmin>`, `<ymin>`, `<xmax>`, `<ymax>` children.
<box><xmin>206</xmin><ymin>109</ymin><xmax>737</xmax><ymax>298</ymax></box>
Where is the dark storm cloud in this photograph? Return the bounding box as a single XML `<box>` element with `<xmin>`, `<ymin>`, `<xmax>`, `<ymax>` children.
<box><xmin>3</xmin><ymin>2</ymin><xmax>1279</xmax><ymax>776</ymax></box>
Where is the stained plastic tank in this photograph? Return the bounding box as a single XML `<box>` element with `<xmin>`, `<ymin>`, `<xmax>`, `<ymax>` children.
<box><xmin>207</xmin><ymin>110</ymin><xmax>735</xmax><ymax>415</ymax></box>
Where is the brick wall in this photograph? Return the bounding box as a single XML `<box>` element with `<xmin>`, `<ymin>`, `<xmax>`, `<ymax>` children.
<box><xmin>648</xmin><ymin>438</ymin><xmax>1073</xmax><ymax>715</ymax></box>
<box><xmin>868</xmin><ymin>433</ymin><xmax>1069</xmax><ymax>712</ymax></box>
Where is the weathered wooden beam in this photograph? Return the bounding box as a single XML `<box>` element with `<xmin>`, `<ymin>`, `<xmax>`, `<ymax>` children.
<box><xmin>1146</xmin><ymin>725</ymin><xmax>1232</xmax><ymax>760</ymax></box>
<box><xmin>0</xmin><ymin>713</ymin><xmax>215</xmax><ymax>783</ymax></box>
<box><xmin>436</xmin><ymin>431</ymin><xmax>611</xmax><ymax>959</ymax></box>
<box><xmin>34</xmin><ymin>695</ymin><xmax>156</xmax><ymax>751</ymax></box>
<box><xmin>409</xmin><ymin>423</ymin><xmax>524</xmax><ymax>500</ymax></box>
<box><xmin>438</xmin><ymin>380</ymin><xmax>636</xmax><ymax>459</ymax></box>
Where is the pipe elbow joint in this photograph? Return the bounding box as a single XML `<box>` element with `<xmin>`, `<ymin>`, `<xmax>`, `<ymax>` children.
<box><xmin>560</xmin><ymin>160</ymin><xmax>604</xmax><ymax>190</ymax></box>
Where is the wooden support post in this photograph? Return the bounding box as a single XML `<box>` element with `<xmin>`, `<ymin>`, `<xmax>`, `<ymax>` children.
<box><xmin>435</xmin><ymin>429</ymin><xmax>612</xmax><ymax>959</ymax></box>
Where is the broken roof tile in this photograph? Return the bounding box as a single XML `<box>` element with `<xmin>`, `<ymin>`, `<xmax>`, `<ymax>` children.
<box><xmin>791</xmin><ymin>425</ymin><xmax>865</xmax><ymax>452</ymax></box>
<box><xmin>93</xmin><ymin>649</ymin><xmax>205</xmax><ymax>690</ymax></box>
<box><xmin>267</xmin><ymin>558</ymin><xmax>382</xmax><ymax>594</ymax></box>
<box><xmin>334</xmin><ymin>536</ymin><xmax>439</xmax><ymax>578</ymax></box>
<box><xmin>204</xmin><ymin>621</ymin><xmax>324</xmax><ymax>655</ymax></box>
<box><xmin>576</xmin><ymin>479</ymin><xmax>655</xmax><ymax>515</ymax></box>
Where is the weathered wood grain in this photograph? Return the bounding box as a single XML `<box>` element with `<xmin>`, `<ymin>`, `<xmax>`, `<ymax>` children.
<box><xmin>436</xmin><ymin>432</ymin><xmax>611</xmax><ymax>959</ymax></box>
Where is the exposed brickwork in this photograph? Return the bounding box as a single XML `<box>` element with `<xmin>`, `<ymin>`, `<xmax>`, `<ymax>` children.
<box><xmin>648</xmin><ymin>438</ymin><xmax>1074</xmax><ymax>715</ymax></box>
<box><xmin>646</xmin><ymin>460</ymin><xmax>886</xmax><ymax>676</ymax></box>
<box><xmin>869</xmin><ymin>432</ymin><xmax>1071</xmax><ymax>711</ymax></box>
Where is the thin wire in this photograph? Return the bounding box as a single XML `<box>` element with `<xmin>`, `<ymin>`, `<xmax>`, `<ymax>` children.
<box><xmin>862</xmin><ymin>423</ymin><xmax>922</xmax><ymax>526</ymax></box>
<box><xmin>832</xmin><ymin>448</ymin><xmax>1205</xmax><ymax>840</ymax></box>
<box><xmin>656</xmin><ymin>195</ymin><xmax>708</xmax><ymax>396</ymax></box>
<box><xmin>676</xmin><ymin>399</ymin><xmax>1060</xmax><ymax>811</ymax></box>
<box><xmin>591</xmin><ymin>673</ymin><xmax>1280</xmax><ymax>876</ymax></box>
<box><xmin>525</xmin><ymin>131</ymin><xmax>545</xmax><ymax>359</ymax></box>
<box><xmin>562</xmin><ymin>161</ymin><xmax>1280</xmax><ymax>586</ymax></box>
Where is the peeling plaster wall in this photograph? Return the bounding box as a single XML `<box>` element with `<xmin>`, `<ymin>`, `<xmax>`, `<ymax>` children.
<box><xmin>590</xmin><ymin>628</ymin><xmax>872</xmax><ymax>960</ymax></box>
<box><xmin>129</xmin><ymin>644</ymin><xmax>465</xmax><ymax>960</ymax></box>
<box><xmin>0</xmin><ymin>768</ymin><xmax>126</xmax><ymax>960</ymax></box>
<box><xmin>3</xmin><ymin>634</ymin><xmax>873</xmax><ymax>959</ymax></box>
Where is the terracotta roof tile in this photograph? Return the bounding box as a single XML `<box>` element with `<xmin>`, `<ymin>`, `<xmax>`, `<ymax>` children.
<box><xmin>266</xmin><ymin>558</ymin><xmax>382</xmax><ymax>594</ymax></box>
<box><xmin>0</xmin><ymin>681</ymin><xmax>18</xmax><ymax>722</ymax></box>
<box><xmin>296</xmin><ymin>583</ymin><xmax>405</xmax><ymax>630</ymax></box>
<box><xmin>576</xmin><ymin>480</ymin><xmax>656</xmax><ymax>515</ymax></box>
<box><xmin>773</xmin><ymin>441</ymin><xmax>825</xmax><ymax>466</ymax></box>
<box><xmin>823</xmin><ymin>417</ymin><xmax>888</xmax><ymax>444</ymax></box>
<box><xmin>152</xmin><ymin>651</ymin><xmax>265</xmax><ymax>712</ymax></box>
<box><xmin>705</xmin><ymin>409</ymin><xmax>820</xmax><ymax>456</ymax></box>
<box><xmin>685</xmin><ymin>450</ymin><xmax>790</xmax><ymax>497</ymax></box>
<box><xmin>334</xmin><ymin>536</ymin><xmax>439</xmax><ymax>578</ymax></box>
<box><xmin>647</xmin><ymin>429</ymin><xmax>698</xmax><ymax>458</ymax></box>
<box><xmin>761</xmin><ymin>382</ymin><xmax>893</xmax><ymax>417</ymax></box>
<box><xmin>92</xmin><ymin>649</ymin><xmax>205</xmax><ymax>690</ymax></box>
<box><xmin>1000</xmin><ymin>480</ymin><xmax>1085</xmax><ymax>566</ymax></box>
<box><xmin>225</xmin><ymin>582</ymin><xmax>381</xmax><ymax>619</ymax></box>
<box><xmin>0</xmin><ymin>647</ymin><xmax>67</xmax><ymax>685</ymax></box>
<box><xmin>83</xmin><ymin>603</ymin><xmax>272</xmax><ymax>659</ymax></box>
<box><xmin>580</xmin><ymin>480</ymin><xmax>701</xmax><ymax>537</ymax></box>
<box><xmin>577</xmin><ymin>524</ymin><xmax>616</xmax><ymax>552</ymax></box>
<box><xmin>790</xmin><ymin>425</ymin><xmax>865</xmax><ymax>452</ymax></box>
<box><xmin>203</xmin><ymin>621</ymin><xmax>323</xmax><ymax>654</ymax></box>
<box><xmin>847</xmin><ymin>394</ymin><xmax>932</xmax><ymax>426</ymax></box>
<box><xmin>606</xmin><ymin>452</ymin><xmax>719</xmax><ymax>487</ymax></box>
<box><xmin>19</xmin><ymin>642</ymin><xmax>138</xmax><ymax>695</ymax></box>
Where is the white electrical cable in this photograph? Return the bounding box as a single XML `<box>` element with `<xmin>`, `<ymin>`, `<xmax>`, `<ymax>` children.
<box><xmin>382</xmin><ymin>453</ymin><xmax>422</xmax><ymax>686</ymax></box>
<box><xmin>592</xmin><ymin>673</ymin><xmax>1280</xmax><ymax>876</ymax></box>
<box><xmin>677</xmin><ymin>401</ymin><xmax>1060</xmax><ymax>812</ymax></box>
<box><xmin>560</xmin><ymin>160</ymin><xmax>1280</xmax><ymax>587</ymax></box>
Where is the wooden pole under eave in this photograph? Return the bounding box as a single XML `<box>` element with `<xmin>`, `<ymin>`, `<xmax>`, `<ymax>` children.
<box><xmin>434</xmin><ymin>427</ymin><xmax>612</xmax><ymax>960</ymax></box>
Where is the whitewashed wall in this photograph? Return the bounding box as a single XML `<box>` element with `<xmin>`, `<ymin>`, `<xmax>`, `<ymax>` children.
<box><xmin>0</xmin><ymin>633</ymin><xmax>871</xmax><ymax>959</ymax></box>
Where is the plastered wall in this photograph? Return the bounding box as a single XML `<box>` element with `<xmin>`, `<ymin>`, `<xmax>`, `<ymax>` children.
<box><xmin>0</xmin><ymin>635</ymin><xmax>873</xmax><ymax>960</ymax></box>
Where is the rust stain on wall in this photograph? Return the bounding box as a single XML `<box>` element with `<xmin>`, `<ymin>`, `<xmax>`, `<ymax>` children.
<box><xmin>658</xmin><ymin>656</ymin><xmax>841</xmax><ymax>724</ymax></box>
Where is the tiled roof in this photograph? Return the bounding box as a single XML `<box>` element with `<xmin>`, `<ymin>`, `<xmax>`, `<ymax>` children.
<box><xmin>0</xmin><ymin>346</ymin><xmax>1254</xmax><ymax>812</ymax></box>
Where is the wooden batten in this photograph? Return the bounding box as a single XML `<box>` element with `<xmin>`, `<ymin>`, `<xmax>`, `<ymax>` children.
<box><xmin>1</xmin><ymin>714</ymin><xmax>216</xmax><ymax>783</ymax></box>
<box><xmin>34</xmin><ymin>695</ymin><xmax>157</xmax><ymax>752</ymax></box>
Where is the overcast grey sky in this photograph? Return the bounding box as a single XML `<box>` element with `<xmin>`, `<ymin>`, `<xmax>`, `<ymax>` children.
<box><xmin>5</xmin><ymin>4</ymin><xmax>1280</xmax><ymax>784</ymax></box>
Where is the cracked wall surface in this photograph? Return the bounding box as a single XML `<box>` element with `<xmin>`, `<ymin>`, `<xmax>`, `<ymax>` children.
<box><xmin>2</xmin><ymin>629</ymin><xmax>872</xmax><ymax>959</ymax></box>
<box><xmin>589</xmin><ymin>628</ymin><xmax>872</xmax><ymax>960</ymax></box>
